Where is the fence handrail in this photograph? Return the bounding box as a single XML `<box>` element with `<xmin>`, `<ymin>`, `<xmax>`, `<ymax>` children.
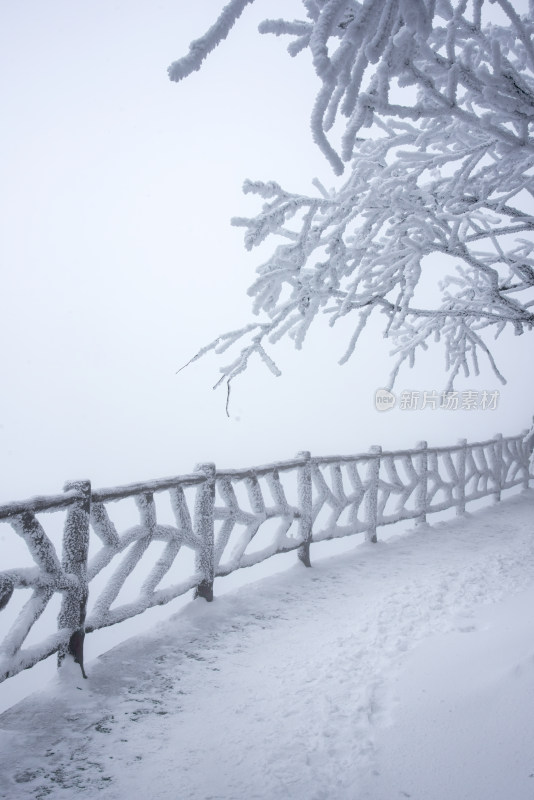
<box><xmin>0</xmin><ymin>488</ymin><xmax>83</xmax><ymax>520</ymax></box>
<box><xmin>91</xmin><ymin>472</ymin><xmax>206</xmax><ymax>503</ymax></box>
<box><xmin>0</xmin><ymin>425</ymin><xmax>532</xmax><ymax>685</ymax></box>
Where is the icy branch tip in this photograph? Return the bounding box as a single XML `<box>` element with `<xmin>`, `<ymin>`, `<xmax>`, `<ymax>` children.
<box><xmin>167</xmin><ymin>0</ymin><xmax>256</xmax><ymax>82</ymax></box>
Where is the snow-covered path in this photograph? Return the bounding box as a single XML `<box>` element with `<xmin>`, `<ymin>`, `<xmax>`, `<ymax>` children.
<box><xmin>1</xmin><ymin>491</ymin><xmax>534</xmax><ymax>800</ymax></box>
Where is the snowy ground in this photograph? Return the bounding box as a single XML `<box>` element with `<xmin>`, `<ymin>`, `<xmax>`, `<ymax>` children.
<box><xmin>1</xmin><ymin>490</ymin><xmax>533</xmax><ymax>800</ymax></box>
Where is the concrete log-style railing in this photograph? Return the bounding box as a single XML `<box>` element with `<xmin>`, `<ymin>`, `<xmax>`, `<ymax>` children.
<box><xmin>0</xmin><ymin>427</ymin><xmax>532</xmax><ymax>683</ymax></box>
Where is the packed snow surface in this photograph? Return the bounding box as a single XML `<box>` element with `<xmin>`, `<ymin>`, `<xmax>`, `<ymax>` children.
<box><xmin>1</xmin><ymin>491</ymin><xmax>533</xmax><ymax>800</ymax></box>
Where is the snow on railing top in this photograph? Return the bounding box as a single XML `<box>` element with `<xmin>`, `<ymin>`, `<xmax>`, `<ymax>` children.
<box><xmin>216</xmin><ymin>455</ymin><xmax>308</xmax><ymax>478</ymax></box>
<box><xmin>0</xmin><ymin>428</ymin><xmax>532</xmax><ymax>684</ymax></box>
<box><xmin>0</xmin><ymin>488</ymin><xmax>82</xmax><ymax>519</ymax></box>
<box><xmin>90</xmin><ymin>472</ymin><xmax>205</xmax><ymax>503</ymax></box>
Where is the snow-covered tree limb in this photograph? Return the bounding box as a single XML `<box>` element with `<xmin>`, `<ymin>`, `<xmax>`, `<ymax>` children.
<box><xmin>167</xmin><ymin>0</ymin><xmax>255</xmax><ymax>82</ymax></box>
<box><xmin>172</xmin><ymin>2</ymin><xmax>534</xmax><ymax>392</ymax></box>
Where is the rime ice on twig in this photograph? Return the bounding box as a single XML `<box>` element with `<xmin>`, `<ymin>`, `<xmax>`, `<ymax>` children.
<box><xmin>171</xmin><ymin>1</ymin><xmax>534</xmax><ymax>389</ymax></box>
<box><xmin>167</xmin><ymin>0</ymin><xmax>255</xmax><ymax>82</ymax></box>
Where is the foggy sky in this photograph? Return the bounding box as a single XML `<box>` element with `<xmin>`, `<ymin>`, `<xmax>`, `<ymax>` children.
<box><xmin>1</xmin><ymin>0</ymin><xmax>532</xmax><ymax>502</ymax></box>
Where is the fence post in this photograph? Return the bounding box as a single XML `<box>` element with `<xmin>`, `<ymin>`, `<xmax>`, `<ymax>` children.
<box><xmin>415</xmin><ymin>441</ymin><xmax>428</xmax><ymax>525</ymax></box>
<box><xmin>521</xmin><ymin>417</ymin><xmax>534</xmax><ymax>489</ymax></box>
<box><xmin>0</xmin><ymin>575</ymin><xmax>14</xmax><ymax>611</ymax></box>
<box><xmin>456</xmin><ymin>439</ymin><xmax>467</xmax><ymax>514</ymax></box>
<box><xmin>193</xmin><ymin>463</ymin><xmax>216</xmax><ymax>602</ymax></box>
<box><xmin>492</xmin><ymin>433</ymin><xmax>503</xmax><ymax>501</ymax></box>
<box><xmin>365</xmin><ymin>446</ymin><xmax>381</xmax><ymax>543</ymax></box>
<box><xmin>296</xmin><ymin>451</ymin><xmax>313</xmax><ymax>567</ymax></box>
<box><xmin>57</xmin><ymin>480</ymin><xmax>91</xmax><ymax>678</ymax></box>
<box><xmin>521</xmin><ymin>425</ymin><xmax>533</xmax><ymax>490</ymax></box>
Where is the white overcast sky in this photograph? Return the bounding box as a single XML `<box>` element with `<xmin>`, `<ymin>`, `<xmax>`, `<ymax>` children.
<box><xmin>0</xmin><ymin>1</ymin><xmax>532</xmax><ymax>502</ymax></box>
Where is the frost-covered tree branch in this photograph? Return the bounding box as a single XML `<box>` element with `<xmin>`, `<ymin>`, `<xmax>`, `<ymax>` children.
<box><xmin>171</xmin><ymin>1</ymin><xmax>534</xmax><ymax>392</ymax></box>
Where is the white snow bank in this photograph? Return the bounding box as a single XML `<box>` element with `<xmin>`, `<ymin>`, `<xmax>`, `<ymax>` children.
<box><xmin>359</xmin><ymin>582</ymin><xmax>534</xmax><ymax>800</ymax></box>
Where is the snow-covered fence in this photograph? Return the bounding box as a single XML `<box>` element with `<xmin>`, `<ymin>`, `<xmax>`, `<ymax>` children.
<box><xmin>0</xmin><ymin>429</ymin><xmax>532</xmax><ymax>683</ymax></box>
<box><xmin>0</xmin><ymin>481</ymin><xmax>91</xmax><ymax>682</ymax></box>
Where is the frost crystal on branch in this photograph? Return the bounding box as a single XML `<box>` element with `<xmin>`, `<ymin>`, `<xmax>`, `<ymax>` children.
<box><xmin>171</xmin><ymin>1</ymin><xmax>534</xmax><ymax>391</ymax></box>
